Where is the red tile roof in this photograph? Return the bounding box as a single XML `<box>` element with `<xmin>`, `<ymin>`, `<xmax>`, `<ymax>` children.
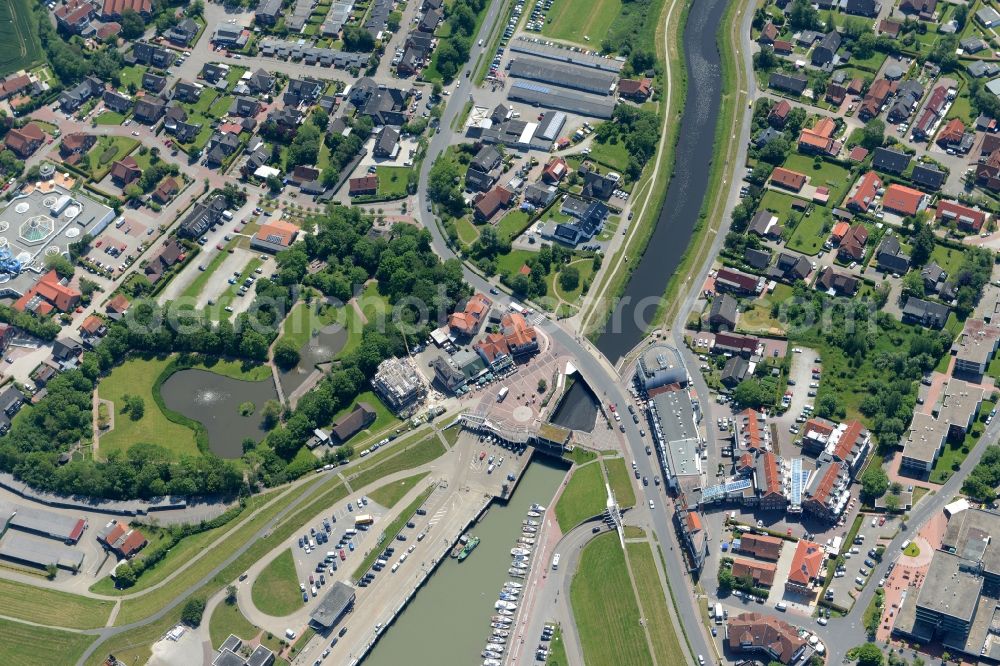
<box><xmin>760</xmin><ymin>451</ymin><xmax>782</xmax><ymax>497</ymax></box>
<box><xmin>738</xmin><ymin>533</ymin><xmax>782</xmax><ymax>561</ymax></box>
<box><xmin>936</xmin><ymin>200</ymin><xmax>987</xmax><ymax>232</ymax></box>
<box><xmin>787</xmin><ymin>540</ymin><xmax>825</xmax><ymax>586</ymax></box>
<box><xmin>101</xmin><ymin>0</ymin><xmax>151</xmax><ymax>18</ymax></box>
<box><xmin>106</xmin><ymin>293</ymin><xmax>130</xmax><ymax>314</ymax></box>
<box><xmin>847</xmin><ymin>171</ymin><xmax>882</xmax><ymax>212</ymax></box>
<box><xmin>474</xmin><ymin>186</ymin><xmax>514</xmax><ymax>221</ymax></box>
<box><xmin>349</xmin><ymin>175</ymin><xmax>378</xmax><ymax>195</ymax></box>
<box><xmin>882</xmin><ymin>183</ymin><xmax>925</xmax><ymax>216</ymax></box>
<box><xmin>732</xmin><ymin>557</ymin><xmax>777</xmax><ymax>586</ymax></box>
<box><xmin>936</xmin><ymin>117</ymin><xmax>965</xmax><ymax>146</ymax></box>
<box><xmin>449</xmin><ymin>293</ymin><xmax>492</xmax><ymax>335</ymax></box>
<box><xmin>770</xmin><ymin>167</ymin><xmax>807</xmax><ymax>191</ymax></box>
<box><xmin>14</xmin><ymin>270</ymin><xmax>80</xmax><ymax>313</ymax></box>
<box><xmin>832</xmin><ymin>420</ymin><xmax>866</xmax><ymax>462</ymax></box>
<box><xmin>727</xmin><ymin>612</ymin><xmax>808</xmax><ymax>663</ymax></box>
<box><xmin>740</xmin><ymin>408</ymin><xmax>764</xmax><ymax>450</ymax></box>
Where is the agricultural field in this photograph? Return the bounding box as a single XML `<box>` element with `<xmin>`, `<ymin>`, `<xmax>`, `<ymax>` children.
<box><xmin>541</xmin><ymin>0</ymin><xmax>623</xmax><ymax>46</ymax></box>
<box><xmin>0</xmin><ymin>0</ymin><xmax>43</xmax><ymax>78</ymax></box>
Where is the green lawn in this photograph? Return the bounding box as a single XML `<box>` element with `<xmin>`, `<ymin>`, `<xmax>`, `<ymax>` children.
<box><xmin>358</xmin><ymin>281</ymin><xmax>392</xmax><ymax>324</ymax></box>
<box><xmin>94</xmin><ymin>111</ymin><xmax>126</xmax><ymax>126</ymax></box>
<box><xmin>555</xmin><ymin>462</ymin><xmax>606</xmax><ymax>531</ymax></box>
<box><xmin>587</xmin><ymin>136</ymin><xmax>631</xmax><ymax>172</ymax></box>
<box><xmin>352</xmin><ymin>485</ymin><xmax>434</xmax><ymax>578</ymax></box>
<box><xmin>738</xmin><ymin>283</ymin><xmax>794</xmax><ymax>335</ymax></box>
<box><xmin>570</xmin><ymin>533</ymin><xmax>653</xmax><ymax>666</ymax></box>
<box><xmin>348</xmin><ymin>433</ymin><xmax>446</xmax><ymax>491</ymax></box>
<box><xmin>758</xmin><ymin>189</ymin><xmax>803</xmax><ymax>221</ymax></box>
<box><xmin>782</xmin><ymin>154</ymin><xmax>851</xmax><ymax>194</ymax></box>
<box><xmin>455</xmin><ymin>216</ymin><xmax>480</xmax><ymax>247</ymax></box>
<box><xmin>119</xmin><ymin>64</ymin><xmax>147</xmax><ymax>90</ymax></box>
<box><xmin>329</xmin><ymin>390</ymin><xmax>400</xmax><ymax>444</ymax></box>
<box><xmin>198</xmin><ymin>357</ymin><xmax>272</xmax><ymax>382</ymax></box>
<box><xmin>97</xmin><ymin>356</ymin><xmax>199</xmax><ymax>460</ymax></box>
<box><xmin>209</xmin><ymin>94</ymin><xmax>235</xmax><ymax>118</ymax></box>
<box><xmin>375</xmin><ymin>166</ymin><xmax>411</xmax><ymax>198</ymax></box>
<box><xmin>626</xmin><ymin>541</ymin><xmax>686</xmax><ymax>666</ymax></box>
<box><xmin>544</xmin><ymin>624</ymin><xmax>570</xmax><ymax>666</ymax></box>
<box><xmin>553</xmin><ymin>258</ymin><xmax>595</xmax><ymax>304</ymax></box>
<box><xmin>252</xmin><ymin>549</ymin><xmax>303</xmax><ymax>617</ymax></box>
<box><xmin>929</xmin><ymin>244</ymin><xmax>965</xmax><ymax>276</ymax></box>
<box><xmin>541</xmin><ymin>0</ymin><xmax>623</xmax><ymax>46</ymax></box>
<box><xmin>279</xmin><ymin>300</ymin><xmax>345</xmax><ymax>355</ymax></box>
<box><xmin>903</xmin><ymin>542</ymin><xmax>920</xmax><ymax>557</ymax></box>
<box><xmin>0</xmin><ymin>618</ymin><xmax>95</xmax><ymax>666</ymax></box>
<box><xmin>209</xmin><ymin>598</ymin><xmax>259</xmax><ymax>649</ymax></box>
<box><xmin>0</xmin><ymin>578</ymin><xmax>113</xmax><ymax>629</ymax></box>
<box><xmin>83</xmin><ymin>135</ymin><xmax>140</xmax><ymax>181</ymax></box>
<box><xmin>604</xmin><ymin>457</ymin><xmax>636</xmax><ymax>508</ymax></box>
<box><xmin>497</xmin><ymin>249</ymin><xmax>538</xmax><ymax>279</ymax></box>
<box><xmin>496</xmin><ymin>209</ymin><xmax>534</xmax><ymax>243</ymax></box>
<box><xmin>786</xmin><ymin>205</ymin><xmax>833</xmax><ymax>256</ymax></box>
<box><xmin>368</xmin><ymin>471</ymin><xmax>430</xmax><ymax>508</ymax></box>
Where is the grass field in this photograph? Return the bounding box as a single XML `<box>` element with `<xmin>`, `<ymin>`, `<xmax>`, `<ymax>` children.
<box><xmin>0</xmin><ymin>0</ymin><xmax>43</xmax><ymax>78</ymax></box>
<box><xmin>626</xmin><ymin>541</ymin><xmax>685</xmax><ymax>666</ymax></box>
<box><xmin>455</xmin><ymin>216</ymin><xmax>480</xmax><ymax>247</ymax></box>
<box><xmin>782</xmin><ymin>154</ymin><xmax>850</xmax><ymax>193</ymax></box>
<box><xmin>786</xmin><ymin>205</ymin><xmax>833</xmax><ymax>256</ymax></box>
<box><xmin>0</xmin><ymin>578</ymin><xmax>113</xmax><ymax>629</ymax></box>
<box><xmin>83</xmin><ymin>136</ymin><xmax>140</xmax><ymax>181</ymax></box>
<box><xmin>252</xmin><ymin>549</ymin><xmax>303</xmax><ymax>617</ymax></box>
<box><xmin>209</xmin><ymin>598</ymin><xmax>259</xmax><ymax>649</ymax></box>
<box><xmin>368</xmin><ymin>471</ymin><xmax>430</xmax><ymax>508</ymax></box>
<box><xmin>329</xmin><ymin>390</ymin><xmax>399</xmax><ymax>444</ymax></box>
<box><xmin>352</xmin><ymin>485</ymin><xmax>434</xmax><ymax>578</ymax></box>
<box><xmin>496</xmin><ymin>210</ymin><xmax>534</xmax><ymax>243</ymax></box>
<box><xmin>119</xmin><ymin>64</ymin><xmax>147</xmax><ymax>90</ymax></box>
<box><xmin>604</xmin><ymin>457</ymin><xmax>636</xmax><ymax>508</ymax></box>
<box><xmin>348</xmin><ymin>433</ymin><xmax>446</xmax><ymax>491</ymax></box>
<box><xmin>555</xmin><ymin>462</ymin><xmax>606</xmax><ymax>531</ymax></box>
<box><xmin>541</xmin><ymin>0</ymin><xmax>623</xmax><ymax>46</ymax></box>
<box><xmin>376</xmin><ymin>166</ymin><xmax>411</xmax><ymax>198</ymax></box>
<box><xmin>587</xmin><ymin>137</ymin><xmax>631</xmax><ymax>172</ymax></box>
<box><xmin>98</xmin><ymin>356</ymin><xmax>199</xmax><ymax>459</ymax></box>
<box><xmin>544</xmin><ymin>624</ymin><xmax>570</xmax><ymax>666</ymax></box>
<box><xmin>570</xmin><ymin>533</ymin><xmax>652</xmax><ymax>666</ymax></box>
<box><xmin>903</xmin><ymin>542</ymin><xmax>920</xmax><ymax>557</ymax></box>
<box><xmin>95</xmin><ymin>111</ymin><xmax>126</xmax><ymax>126</ymax></box>
<box><xmin>0</xmin><ymin>618</ymin><xmax>95</xmax><ymax>666</ymax></box>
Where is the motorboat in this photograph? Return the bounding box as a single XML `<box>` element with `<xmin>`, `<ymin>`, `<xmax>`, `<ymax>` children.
<box><xmin>499</xmin><ymin>593</ymin><xmax>518</xmax><ymax>601</ymax></box>
<box><xmin>522</xmin><ymin>526</ymin><xmax>537</xmax><ymax>533</ymax></box>
<box><xmin>495</xmin><ymin>600</ymin><xmax>517</xmax><ymax>610</ymax></box>
<box><xmin>508</xmin><ymin>568</ymin><xmax>525</xmax><ymax>577</ymax></box>
<box><xmin>530</xmin><ymin>503</ymin><xmax>546</xmax><ymax>511</ymax></box>
<box><xmin>486</xmin><ymin>642</ymin><xmax>506</xmax><ymax>652</ymax></box>
<box><xmin>491</xmin><ymin>622</ymin><xmax>509</xmax><ymax>630</ymax></box>
<box><xmin>511</xmin><ymin>561</ymin><xmax>528</xmax><ymax>569</ymax></box>
<box><xmin>491</xmin><ymin>615</ymin><xmax>512</xmax><ymax>624</ymax></box>
<box><xmin>482</xmin><ymin>650</ymin><xmax>502</xmax><ymax>660</ymax></box>
<box><xmin>497</xmin><ymin>608</ymin><xmax>514</xmax><ymax>616</ymax></box>
<box><xmin>526</xmin><ymin>511</ymin><xmax>541</xmax><ymax>518</ymax></box>
<box><xmin>523</xmin><ymin>519</ymin><xmax>539</xmax><ymax>526</ymax></box>
<box><xmin>506</xmin><ymin>581</ymin><xmax>523</xmax><ymax>588</ymax></box>
<box><xmin>513</xmin><ymin>553</ymin><xmax>530</xmax><ymax>562</ymax></box>
<box><xmin>511</xmin><ymin>547</ymin><xmax>531</xmax><ymax>556</ymax></box>
<box><xmin>517</xmin><ymin>537</ymin><xmax>535</xmax><ymax>545</ymax></box>
<box><xmin>493</xmin><ymin>629</ymin><xmax>510</xmax><ymax>638</ymax></box>
<box><xmin>483</xmin><ymin>660</ymin><xmax>502</xmax><ymax>666</ymax></box>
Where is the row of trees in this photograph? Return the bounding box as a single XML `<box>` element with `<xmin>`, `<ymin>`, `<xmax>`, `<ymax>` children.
<box><xmin>433</xmin><ymin>0</ymin><xmax>488</xmax><ymax>81</ymax></box>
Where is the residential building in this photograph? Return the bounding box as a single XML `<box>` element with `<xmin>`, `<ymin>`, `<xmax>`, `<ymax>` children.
<box><xmin>714</xmin><ymin>332</ymin><xmax>761</xmax><ymax>357</ymax></box>
<box><xmin>500</xmin><ymin>312</ymin><xmax>538</xmax><ymax>357</ymax></box>
<box><xmin>473</xmin><ymin>186</ymin><xmax>514</xmax><ymax>222</ymax></box>
<box><xmin>816</xmin><ymin>266</ymin><xmax>858</xmax><ymax>296</ymax></box>
<box><xmin>134</xmin><ymin>96</ymin><xmax>166</xmax><ymax>124</ymax></box>
<box><xmin>736</xmin><ymin>533</ymin><xmax>783</xmax><ymax>561</ymax></box>
<box><xmin>178</xmin><ymin>195</ymin><xmax>226</xmax><ymax>238</ymax></box>
<box><xmin>785</xmin><ymin>539</ymin><xmax>826</xmax><ymax>595</ymax></box>
<box><xmin>875</xmin><ymin>235</ymin><xmax>910</xmax><ymax>274</ymax></box>
<box><xmin>97</xmin><ymin>520</ymin><xmax>147</xmax><ymax>559</ymax></box>
<box><xmin>4</xmin><ymin>123</ymin><xmax>45</xmax><ymax>159</ymax></box>
<box><xmin>618</xmin><ymin>77</ymin><xmax>653</xmax><ymax>101</ymax></box>
<box><xmin>331</xmin><ymin>402</ymin><xmax>376</xmax><ymax>442</ymax></box>
<box><xmin>715</xmin><ymin>268</ymin><xmax>764</xmax><ymax>295</ymax></box>
<box><xmin>768</xmin><ymin>72</ymin><xmax>808</xmax><ymax>95</ymax></box>
<box><xmin>13</xmin><ymin>271</ymin><xmax>80</xmax><ymax>315</ymax></box>
<box><xmin>837</xmin><ymin>224</ymin><xmax>869</xmax><ymax>262</ymax></box>
<box><xmin>727</xmin><ymin>613</ymin><xmax>810</xmax><ymax>663</ymax></box>
<box><xmin>936</xmin><ymin>200</ymin><xmax>987</xmax><ymax>233</ymax></box>
<box><xmin>721</xmin><ymin>356</ymin><xmax>749</xmax><ymax>388</ymax></box>
<box><xmin>859</xmin><ymin>79</ymin><xmax>891</xmax><ymax>119</ymax></box>
<box><xmin>349</xmin><ymin>175</ymin><xmax>378</xmax><ymax>196</ymax></box>
<box><xmin>953</xmin><ymin>318</ymin><xmax>1000</xmax><ymax>377</ymax></box>
<box><xmin>812</xmin><ymin>31</ymin><xmax>841</xmax><ymax>65</ymax></box>
<box><xmin>846</xmin><ymin>171</ymin><xmax>882</xmax><ymax>212</ymax></box>
<box><xmin>448</xmin><ymin>293</ymin><xmax>492</xmax><ymax>338</ymax></box>
<box><xmin>872</xmin><ymin>147</ymin><xmax>911</xmax><ymax>174</ymax></box>
<box><xmin>769</xmin><ymin>100</ymin><xmax>791</xmax><ymax>127</ymax></box>
<box><xmin>165</xmin><ymin>18</ymin><xmax>199</xmax><ymax>46</ymax></box>
<box><xmin>934</xmin><ymin>379</ymin><xmax>985</xmax><ymax>439</ymax></box>
<box><xmin>709</xmin><ymin>294</ymin><xmax>738</xmax><ymax>331</ymax></box>
<box><xmin>769</xmin><ymin>167</ymin><xmax>806</xmax><ymax>192</ymax></box>
<box><xmin>101</xmin><ymin>0</ymin><xmax>151</xmax><ymax>20</ymax></box>
<box><xmin>132</xmin><ymin>42</ymin><xmax>171</xmax><ymax>68</ymax></box>
<box><xmin>911</xmin><ymin>164</ymin><xmax>946</xmax><ymax>191</ymax></box>
<box><xmin>902</xmin><ymin>297</ymin><xmax>951</xmax><ymax>329</ymax></box>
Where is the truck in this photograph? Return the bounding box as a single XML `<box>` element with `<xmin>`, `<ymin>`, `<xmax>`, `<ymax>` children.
<box><xmin>714</xmin><ymin>603</ymin><xmax>723</xmax><ymax>625</ymax></box>
<box><xmin>497</xmin><ymin>387</ymin><xmax>509</xmax><ymax>402</ymax></box>
<box><xmin>828</xmin><ymin>536</ymin><xmax>843</xmax><ymax>557</ymax></box>
<box><xmin>509</xmin><ymin>301</ymin><xmax>525</xmax><ymax>314</ymax></box>
<box><xmin>354</xmin><ymin>514</ymin><xmax>374</xmax><ymax>527</ymax></box>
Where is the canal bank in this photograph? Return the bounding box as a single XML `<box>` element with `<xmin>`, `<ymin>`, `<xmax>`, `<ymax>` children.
<box><xmin>595</xmin><ymin>0</ymin><xmax>729</xmax><ymax>364</ymax></box>
<box><xmin>361</xmin><ymin>457</ymin><xmax>567</xmax><ymax>666</ymax></box>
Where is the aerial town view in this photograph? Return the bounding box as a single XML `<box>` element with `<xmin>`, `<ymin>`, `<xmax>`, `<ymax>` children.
<box><xmin>9</xmin><ymin>0</ymin><xmax>1000</xmax><ymax>664</ymax></box>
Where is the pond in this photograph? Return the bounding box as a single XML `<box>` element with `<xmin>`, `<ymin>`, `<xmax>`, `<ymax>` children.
<box><xmin>160</xmin><ymin>369</ymin><xmax>280</xmax><ymax>459</ymax></box>
<box><xmin>278</xmin><ymin>323</ymin><xmax>348</xmax><ymax>397</ymax></box>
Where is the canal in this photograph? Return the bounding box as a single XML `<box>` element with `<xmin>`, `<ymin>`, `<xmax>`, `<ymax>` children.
<box><xmin>596</xmin><ymin>0</ymin><xmax>729</xmax><ymax>363</ymax></box>
<box><xmin>363</xmin><ymin>457</ymin><xmax>567</xmax><ymax>665</ymax></box>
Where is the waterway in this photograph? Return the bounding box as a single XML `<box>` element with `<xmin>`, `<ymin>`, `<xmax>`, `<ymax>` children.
<box><xmin>596</xmin><ymin>0</ymin><xmax>729</xmax><ymax>363</ymax></box>
<box><xmin>160</xmin><ymin>368</ymin><xmax>279</xmax><ymax>458</ymax></box>
<box><xmin>363</xmin><ymin>457</ymin><xmax>567</xmax><ymax>666</ymax></box>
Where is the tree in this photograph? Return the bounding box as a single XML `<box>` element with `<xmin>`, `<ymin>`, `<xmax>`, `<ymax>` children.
<box><xmin>855</xmin><ymin>642</ymin><xmax>885</xmax><ymax>666</ymax></box>
<box><xmin>273</xmin><ymin>339</ymin><xmax>301</xmax><ymax>370</ymax></box>
<box><xmin>120</xmin><ymin>9</ymin><xmax>145</xmax><ymax>40</ymax></box>
<box><xmin>126</xmin><ymin>395</ymin><xmax>145</xmax><ymax>420</ymax></box>
<box><xmin>559</xmin><ymin>266</ymin><xmax>580</xmax><ymax>292</ymax></box>
<box><xmin>537</xmin><ymin>378</ymin><xmax>547</xmax><ymax>394</ymax></box>
<box><xmin>181</xmin><ymin>597</ymin><xmax>206</xmax><ymax>627</ymax></box>
<box><xmin>115</xmin><ymin>562</ymin><xmax>137</xmax><ymax>588</ymax></box>
<box><xmin>45</xmin><ymin>253</ymin><xmax>75</xmax><ymax>278</ymax></box>
<box><xmin>861</xmin><ymin>467</ymin><xmax>889</xmax><ymax>501</ymax></box>
<box><xmin>860</xmin><ymin>119</ymin><xmax>885</xmax><ymax>150</ymax></box>
<box><xmin>910</xmin><ymin>219</ymin><xmax>935</xmax><ymax>266</ymax></box>
<box><xmin>226</xmin><ymin>584</ymin><xmax>238</xmax><ymax>604</ymax></box>
<box><xmin>45</xmin><ymin>563</ymin><xmax>58</xmax><ymax>580</ymax></box>
<box><xmin>788</xmin><ymin>0</ymin><xmax>819</xmax><ymax>30</ymax></box>
<box><xmin>901</xmin><ymin>270</ymin><xmax>925</xmax><ymax>298</ymax></box>
<box><xmin>889</xmin><ymin>481</ymin><xmax>903</xmax><ymax>494</ymax></box>
<box><xmin>343</xmin><ymin>25</ymin><xmax>375</xmax><ymax>52</ymax></box>
<box><xmin>262</xmin><ymin>399</ymin><xmax>282</xmax><ymax>430</ymax></box>
<box><xmin>733</xmin><ymin>379</ymin><xmax>770</xmax><ymax>408</ymax></box>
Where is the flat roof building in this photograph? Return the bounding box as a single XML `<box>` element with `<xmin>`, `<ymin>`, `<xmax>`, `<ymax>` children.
<box><xmin>310</xmin><ymin>581</ymin><xmax>356</xmax><ymax>629</ymax></box>
<box><xmin>635</xmin><ymin>343</ymin><xmax>688</xmax><ymax>392</ymax></box>
<box><xmin>371</xmin><ymin>357</ymin><xmax>426</xmax><ymax>415</ymax></box>
<box><xmin>899</xmin><ymin>411</ymin><xmax>949</xmax><ymax>475</ymax></box>
<box><xmin>7</xmin><ymin>505</ymin><xmax>86</xmax><ymax>543</ymax></box>
<box><xmin>508</xmin><ymin>56</ymin><xmax>617</xmax><ymax>96</ymax></box>
<box><xmin>508</xmin><ymin>81</ymin><xmax>616</xmax><ymax>118</ymax></box>
<box><xmin>0</xmin><ymin>532</ymin><xmax>84</xmax><ymax>570</ymax></box>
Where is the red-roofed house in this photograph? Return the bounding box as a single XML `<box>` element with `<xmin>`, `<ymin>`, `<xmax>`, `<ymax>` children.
<box><xmin>859</xmin><ymin>79</ymin><xmax>891</xmax><ymax>120</ymax></box>
<box><xmin>501</xmin><ymin>312</ymin><xmax>538</xmax><ymax>356</ymax></box>
<box><xmin>802</xmin><ymin>461</ymin><xmax>850</xmax><ymax>523</ymax></box>
<box><xmin>14</xmin><ymin>271</ymin><xmax>81</xmax><ymax>315</ymax></box>
<box><xmin>736</xmin><ymin>408</ymin><xmax>766</xmax><ymax>451</ymax></box>
<box><xmin>475</xmin><ymin>332</ymin><xmax>510</xmax><ymax>366</ymax></box>
<box><xmin>618</xmin><ymin>78</ymin><xmax>653</xmax><ymax>101</ymax></box>
<box><xmin>60</xmin><ymin>132</ymin><xmax>96</xmax><ymax>159</ymax></box>
<box><xmin>736</xmin><ymin>533</ymin><xmax>783</xmax><ymax>561</ymax></box>
<box><xmin>768</xmin><ymin>99</ymin><xmax>791</xmax><ymax>128</ymax></box>
<box><xmin>715</xmin><ymin>268</ymin><xmax>764</xmax><ymax>295</ymax></box>
<box><xmin>758</xmin><ymin>22</ymin><xmax>778</xmax><ymax>44</ymax></box>
<box><xmin>55</xmin><ymin>0</ymin><xmax>94</xmax><ymax>34</ymax></box>
<box><xmin>714</xmin><ymin>332</ymin><xmax>761</xmax><ymax>357</ymax></box>
<box><xmin>772</xmin><ymin>39</ymin><xmax>793</xmax><ymax>55</ymax></box>
<box><xmin>770</xmin><ymin>167</ymin><xmax>807</xmax><ymax>192</ymax></box>
<box><xmin>349</xmin><ymin>175</ymin><xmax>378</xmax><ymax>196</ymax></box>
<box><xmin>936</xmin><ymin>118</ymin><xmax>966</xmax><ymax>147</ymax></box>
<box><xmin>79</xmin><ymin>315</ymin><xmax>106</xmax><ymax>338</ymax></box>
<box><xmin>785</xmin><ymin>540</ymin><xmax>825</xmax><ymax>595</ymax></box>
<box><xmin>0</xmin><ymin>74</ymin><xmax>32</xmax><ymax>100</ymax></box>
<box><xmin>830</xmin><ymin>221</ymin><xmax>850</xmax><ymax>241</ymax></box>
<box><xmin>448</xmin><ymin>293</ymin><xmax>493</xmax><ymax>337</ymax></box>
<box><xmin>756</xmin><ymin>451</ymin><xmax>786</xmax><ymax>511</ymax></box>
<box><xmin>474</xmin><ymin>186</ymin><xmax>514</xmax><ymax>222</ymax></box>
<box><xmin>153</xmin><ymin>177</ymin><xmax>179</xmax><ymax>204</ymax></box>
<box><xmin>106</xmin><ymin>293</ymin><xmax>130</xmax><ymax>317</ymax></box>
<box><xmin>882</xmin><ymin>183</ymin><xmax>927</xmax><ymax>217</ymax></box>
<box><xmin>727</xmin><ymin>612</ymin><xmax>809</xmax><ymax>663</ymax></box>
<box><xmin>798</xmin><ymin>117</ymin><xmax>837</xmax><ymax>154</ymax></box>
<box><xmin>98</xmin><ymin>520</ymin><xmax>148</xmax><ymax>559</ymax></box>
<box><xmin>731</xmin><ymin>557</ymin><xmax>777</xmax><ymax>587</ymax></box>
<box><xmin>5</xmin><ymin>123</ymin><xmax>45</xmax><ymax>158</ymax></box>
<box><xmin>837</xmin><ymin>225</ymin><xmax>869</xmax><ymax>262</ymax></box>
<box><xmin>542</xmin><ymin>157</ymin><xmax>568</xmax><ymax>184</ymax></box>
<box><xmin>101</xmin><ymin>0</ymin><xmax>152</xmax><ymax>20</ymax></box>
<box><xmin>846</xmin><ymin>171</ymin><xmax>882</xmax><ymax>212</ymax></box>
<box><xmin>936</xmin><ymin>200</ymin><xmax>988</xmax><ymax>233</ymax></box>
<box><xmin>110</xmin><ymin>156</ymin><xmax>142</xmax><ymax>186</ymax></box>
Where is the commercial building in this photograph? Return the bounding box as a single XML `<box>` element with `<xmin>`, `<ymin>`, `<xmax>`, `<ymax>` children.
<box><xmin>508</xmin><ymin>80</ymin><xmax>616</xmax><ymax>119</ymax></box>
<box><xmin>899</xmin><ymin>411</ymin><xmax>949</xmax><ymax>475</ymax></box>
<box><xmin>212</xmin><ymin>635</ymin><xmax>275</xmax><ymax>666</ymax></box>
<box><xmin>309</xmin><ymin>581</ymin><xmax>356</xmax><ymax>630</ymax></box>
<box><xmin>785</xmin><ymin>539</ymin><xmax>825</xmax><ymax>596</ymax></box>
<box><xmin>250</xmin><ymin>219</ymin><xmax>300</xmax><ymax>254</ymax></box>
<box><xmin>727</xmin><ymin>612</ymin><xmax>810</xmax><ymax>664</ymax></box>
<box><xmin>508</xmin><ymin>56</ymin><xmax>617</xmax><ymax>96</ymax></box>
<box><xmin>953</xmin><ymin>319</ymin><xmax>1000</xmax><ymax>377</ymax></box>
<box><xmin>371</xmin><ymin>357</ymin><xmax>426</xmax><ymax>415</ymax></box>
<box><xmin>6</xmin><ymin>505</ymin><xmax>87</xmax><ymax>543</ymax></box>
<box><xmin>736</xmin><ymin>533</ymin><xmax>783</xmax><ymax>561</ymax></box>
<box><xmin>0</xmin><ymin>532</ymin><xmax>84</xmax><ymax>571</ymax></box>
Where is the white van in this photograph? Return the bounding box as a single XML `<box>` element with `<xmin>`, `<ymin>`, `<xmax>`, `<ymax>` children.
<box><xmin>901</xmin><ymin>540</ymin><xmax>911</xmax><ymax>551</ymax></box>
<box><xmin>775</xmin><ymin>602</ymin><xmax>787</xmax><ymax>612</ymax></box>
<box><xmin>285</xmin><ymin>629</ymin><xmax>297</xmax><ymax>640</ymax></box>
<box><xmin>391</xmin><ymin>562</ymin><xmax>400</xmax><ymax>573</ymax></box>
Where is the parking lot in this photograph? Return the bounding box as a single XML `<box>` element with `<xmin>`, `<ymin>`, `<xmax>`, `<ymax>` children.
<box><xmin>824</xmin><ymin>513</ymin><xmax>901</xmax><ymax>611</ymax></box>
<box><xmin>83</xmin><ymin>218</ymin><xmax>154</xmax><ymax>280</ymax></box>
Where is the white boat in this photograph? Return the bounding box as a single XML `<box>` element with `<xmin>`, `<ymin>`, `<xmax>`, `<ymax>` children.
<box><xmin>531</xmin><ymin>503</ymin><xmax>546</xmax><ymax>511</ymax></box>
<box><xmin>506</xmin><ymin>581</ymin><xmax>523</xmax><ymax>588</ymax></box>
<box><xmin>513</xmin><ymin>553</ymin><xmax>530</xmax><ymax>562</ymax></box>
<box><xmin>486</xmin><ymin>642</ymin><xmax>506</xmax><ymax>652</ymax></box>
<box><xmin>491</xmin><ymin>615</ymin><xmax>512</xmax><ymax>624</ymax></box>
<box><xmin>497</xmin><ymin>608</ymin><xmax>514</xmax><ymax>616</ymax></box>
<box><xmin>526</xmin><ymin>511</ymin><xmax>541</xmax><ymax>518</ymax></box>
<box><xmin>493</xmin><ymin>629</ymin><xmax>510</xmax><ymax>638</ymax></box>
<box><xmin>522</xmin><ymin>526</ymin><xmax>537</xmax><ymax>533</ymax></box>
<box><xmin>508</xmin><ymin>569</ymin><xmax>525</xmax><ymax>578</ymax></box>
<box><xmin>495</xmin><ymin>600</ymin><xmax>517</xmax><ymax>610</ymax></box>
<box><xmin>518</xmin><ymin>537</ymin><xmax>535</xmax><ymax>545</ymax></box>
<box><xmin>511</xmin><ymin>561</ymin><xmax>528</xmax><ymax>569</ymax></box>
<box><xmin>499</xmin><ymin>594</ymin><xmax>518</xmax><ymax>602</ymax></box>
<box><xmin>491</xmin><ymin>622</ymin><xmax>509</xmax><ymax>629</ymax></box>
<box><xmin>511</xmin><ymin>547</ymin><xmax>531</xmax><ymax>556</ymax></box>
<box><xmin>482</xmin><ymin>651</ymin><xmax>502</xmax><ymax>660</ymax></box>
<box><xmin>484</xmin><ymin>660</ymin><xmax>502</xmax><ymax>666</ymax></box>
<box><xmin>523</xmin><ymin>519</ymin><xmax>539</xmax><ymax>526</ymax></box>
